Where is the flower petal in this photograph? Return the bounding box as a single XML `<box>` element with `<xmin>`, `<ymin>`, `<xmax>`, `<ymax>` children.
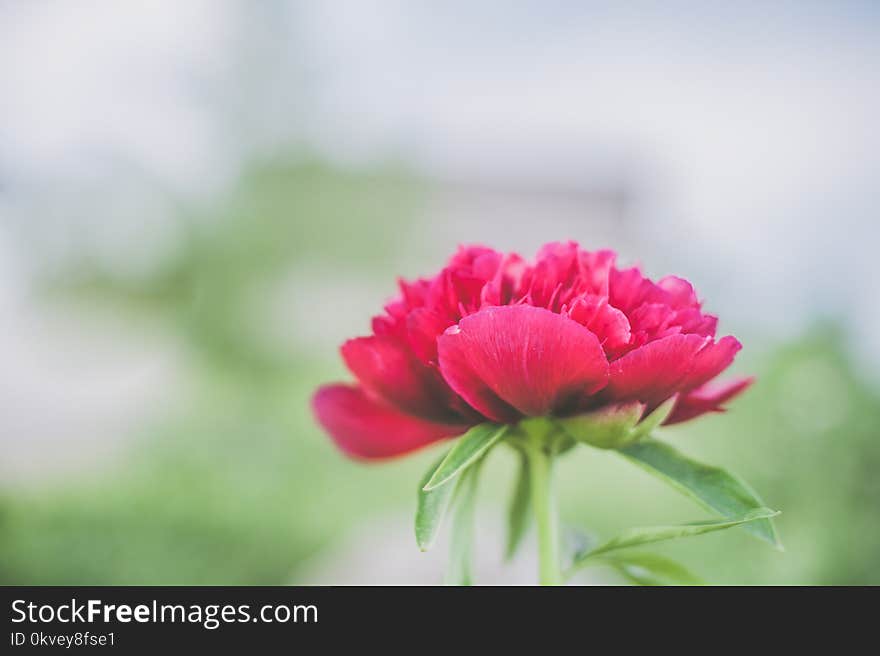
<box><xmin>406</xmin><ymin>308</ymin><xmax>453</xmax><ymax>364</ymax></box>
<box><xmin>341</xmin><ymin>335</ymin><xmax>459</xmax><ymax>422</ymax></box>
<box><xmin>673</xmin><ymin>308</ymin><xmax>718</xmax><ymax>337</ymax></box>
<box><xmin>628</xmin><ymin>302</ymin><xmax>682</xmax><ymax>342</ymax></box>
<box><xmin>604</xmin><ymin>333</ymin><xmax>710</xmax><ymax>407</ymax></box>
<box><xmin>665</xmin><ymin>377</ymin><xmax>754</xmax><ymax>425</ymax></box>
<box><xmin>481</xmin><ymin>253</ymin><xmax>529</xmax><ymax>306</ymax></box>
<box><xmin>437</xmin><ymin>305</ymin><xmax>609</xmax><ymax>419</ymax></box>
<box><xmin>679</xmin><ymin>335</ymin><xmax>742</xmax><ymax>393</ymax></box>
<box><xmin>657</xmin><ymin>275</ymin><xmax>700</xmax><ymax>308</ymax></box>
<box><xmin>609</xmin><ymin>266</ymin><xmax>662</xmax><ymax>313</ymax></box>
<box><xmin>567</xmin><ymin>295</ymin><xmax>632</xmax><ymax>350</ymax></box>
<box><xmin>312</xmin><ymin>384</ymin><xmax>468</xmax><ymax>459</ymax></box>
<box><xmin>578</xmin><ymin>249</ymin><xmax>617</xmax><ymax>296</ymax></box>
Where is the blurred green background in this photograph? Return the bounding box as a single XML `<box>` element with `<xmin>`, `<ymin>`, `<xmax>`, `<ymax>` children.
<box><xmin>1</xmin><ymin>156</ymin><xmax>877</xmax><ymax>585</ymax></box>
<box><xmin>1</xmin><ymin>2</ymin><xmax>878</xmax><ymax>585</ymax></box>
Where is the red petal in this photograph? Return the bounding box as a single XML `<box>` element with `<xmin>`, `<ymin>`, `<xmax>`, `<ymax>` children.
<box><xmin>627</xmin><ymin>303</ymin><xmax>682</xmax><ymax>342</ymax></box>
<box><xmin>567</xmin><ymin>295</ymin><xmax>631</xmax><ymax>350</ymax></box>
<box><xmin>604</xmin><ymin>333</ymin><xmax>710</xmax><ymax>407</ymax></box>
<box><xmin>657</xmin><ymin>275</ymin><xmax>699</xmax><ymax>308</ymax></box>
<box><xmin>447</xmin><ymin>244</ymin><xmax>501</xmax><ymax>273</ymax></box>
<box><xmin>578</xmin><ymin>249</ymin><xmax>616</xmax><ymax>296</ymax></box>
<box><xmin>609</xmin><ymin>266</ymin><xmax>661</xmax><ymax>313</ymax></box>
<box><xmin>679</xmin><ymin>335</ymin><xmax>742</xmax><ymax>393</ymax></box>
<box><xmin>482</xmin><ymin>253</ymin><xmax>528</xmax><ymax>306</ymax></box>
<box><xmin>673</xmin><ymin>308</ymin><xmax>718</xmax><ymax>337</ymax></box>
<box><xmin>341</xmin><ymin>335</ymin><xmax>458</xmax><ymax>422</ymax></box>
<box><xmin>665</xmin><ymin>377</ymin><xmax>754</xmax><ymax>425</ymax></box>
<box><xmin>529</xmin><ymin>241</ymin><xmax>580</xmax><ymax>309</ymax></box>
<box><xmin>406</xmin><ymin>308</ymin><xmax>453</xmax><ymax>364</ymax></box>
<box><xmin>312</xmin><ymin>385</ymin><xmax>467</xmax><ymax>459</ymax></box>
<box><xmin>437</xmin><ymin>305</ymin><xmax>609</xmax><ymax>419</ymax></box>
<box><xmin>396</xmin><ymin>277</ymin><xmax>431</xmax><ymax>310</ymax></box>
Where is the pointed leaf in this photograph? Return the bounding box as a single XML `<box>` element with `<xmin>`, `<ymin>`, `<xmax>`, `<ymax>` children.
<box><xmin>505</xmin><ymin>452</ymin><xmax>531</xmax><ymax>560</ymax></box>
<box><xmin>415</xmin><ymin>452</ymin><xmax>460</xmax><ymax>551</ymax></box>
<box><xmin>572</xmin><ymin>508</ymin><xmax>778</xmax><ymax>570</ymax></box>
<box><xmin>445</xmin><ymin>461</ymin><xmax>482</xmax><ymax>585</ymax></box>
<box><xmin>619</xmin><ymin>439</ymin><xmax>782</xmax><ymax>547</ymax></box>
<box><xmin>423</xmin><ymin>423</ymin><xmax>509</xmax><ymax>491</ymax></box>
<box><xmin>602</xmin><ymin>552</ymin><xmax>704</xmax><ymax>586</ymax></box>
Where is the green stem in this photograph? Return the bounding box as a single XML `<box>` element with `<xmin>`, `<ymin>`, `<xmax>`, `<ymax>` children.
<box><xmin>524</xmin><ymin>442</ymin><xmax>562</xmax><ymax>586</ymax></box>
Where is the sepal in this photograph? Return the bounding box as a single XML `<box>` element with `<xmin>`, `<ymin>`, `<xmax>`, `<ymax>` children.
<box><xmin>557</xmin><ymin>397</ymin><xmax>676</xmax><ymax>449</ymax></box>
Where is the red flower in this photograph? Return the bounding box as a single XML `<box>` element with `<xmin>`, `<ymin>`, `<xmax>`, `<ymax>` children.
<box><xmin>313</xmin><ymin>242</ymin><xmax>752</xmax><ymax>459</ymax></box>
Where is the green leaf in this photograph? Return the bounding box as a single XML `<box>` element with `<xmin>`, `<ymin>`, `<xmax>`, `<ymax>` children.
<box><xmin>445</xmin><ymin>461</ymin><xmax>482</xmax><ymax>585</ymax></box>
<box><xmin>557</xmin><ymin>401</ymin><xmax>645</xmax><ymax>449</ymax></box>
<box><xmin>601</xmin><ymin>552</ymin><xmax>704</xmax><ymax>586</ymax></box>
<box><xmin>619</xmin><ymin>439</ymin><xmax>782</xmax><ymax>548</ymax></box>
<box><xmin>571</xmin><ymin>508</ymin><xmax>779</xmax><ymax>570</ymax></box>
<box><xmin>504</xmin><ymin>452</ymin><xmax>531</xmax><ymax>560</ymax></box>
<box><xmin>415</xmin><ymin>453</ymin><xmax>460</xmax><ymax>551</ymax></box>
<box><xmin>423</xmin><ymin>423</ymin><xmax>509</xmax><ymax>491</ymax></box>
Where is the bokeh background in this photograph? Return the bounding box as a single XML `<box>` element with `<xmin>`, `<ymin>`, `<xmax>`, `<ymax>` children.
<box><xmin>1</xmin><ymin>1</ymin><xmax>878</xmax><ymax>585</ymax></box>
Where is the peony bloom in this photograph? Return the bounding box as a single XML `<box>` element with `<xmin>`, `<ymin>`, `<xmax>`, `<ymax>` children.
<box><xmin>313</xmin><ymin>242</ymin><xmax>752</xmax><ymax>459</ymax></box>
